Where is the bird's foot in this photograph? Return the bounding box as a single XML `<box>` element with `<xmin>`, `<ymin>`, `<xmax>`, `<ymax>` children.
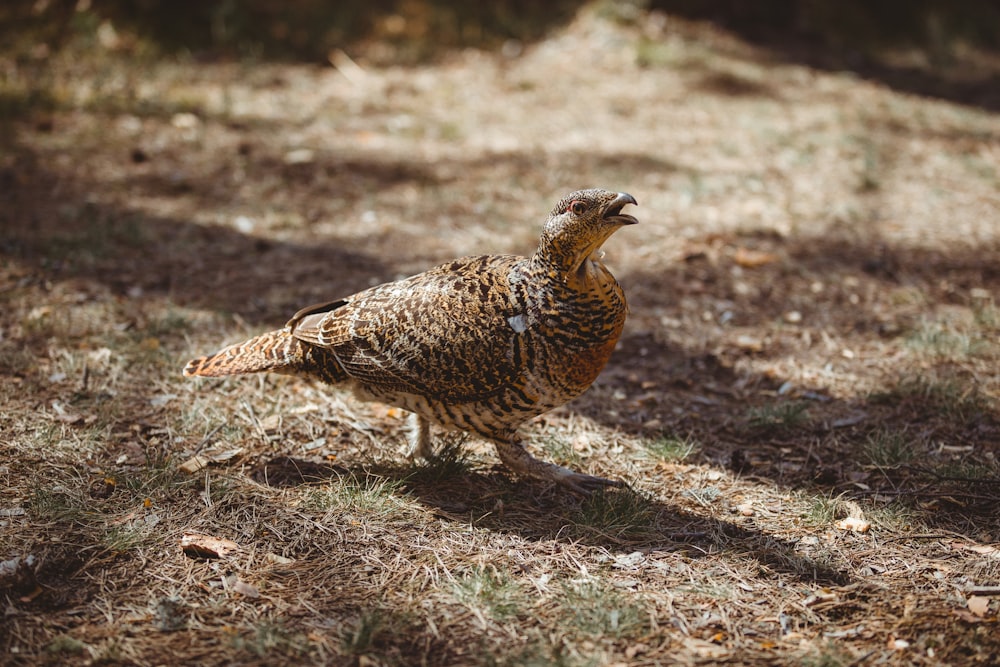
<box><xmin>548</xmin><ymin>465</ymin><xmax>626</xmax><ymax>496</ymax></box>
<box><xmin>494</xmin><ymin>439</ymin><xmax>623</xmax><ymax>496</ymax></box>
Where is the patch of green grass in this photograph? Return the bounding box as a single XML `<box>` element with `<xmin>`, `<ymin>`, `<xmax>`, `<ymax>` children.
<box><xmin>451</xmin><ymin>566</ymin><xmax>527</xmax><ymax>623</ymax></box>
<box><xmin>0</xmin><ymin>340</ymin><xmax>37</xmax><ymax>376</ymax></box>
<box><xmin>230</xmin><ymin>621</ymin><xmax>309</xmax><ymax>658</ymax></box>
<box><xmin>635</xmin><ymin>35</ymin><xmax>714</xmax><ymax>71</ymax></box>
<box><xmin>677</xmin><ymin>581</ymin><xmax>739</xmax><ymax>600</ymax></box>
<box><xmin>436</xmin><ymin>121</ymin><xmax>464</xmax><ymax>142</ymax></box>
<box><xmin>634</xmin><ymin>37</ymin><xmax>672</xmax><ymax>68</ymax></box>
<box><xmin>907</xmin><ymin>320</ymin><xmax>987</xmax><ymax>360</ymax></box>
<box><xmin>341</xmin><ymin>608</ymin><xmax>385</xmax><ymax>655</ymax></box>
<box><xmin>557</xmin><ymin>577</ymin><xmax>646</xmax><ymax>639</ymax></box>
<box><xmin>683</xmin><ymin>486</ymin><xmax>722</xmax><ymax>508</ymax></box>
<box><xmin>500</xmin><ymin>636</ymin><xmax>592</xmax><ymax>667</ymax></box>
<box><xmin>857</xmin><ymin>140</ymin><xmax>882</xmax><ymax>192</ymax></box>
<box><xmin>37</xmin><ymin>208</ymin><xmax>150</xmax><ymax>268</ymax></box>
<box><xmin>931</xmin><ymin>460</ymin><xmax>998</xmax><ymax>482</ymax></box>
<box><xmin>801</xmin><ymin>641</ymin><xmax>853</xmax><ymax>667</ymax></box>
<box><xmin>870</xmin><ymin>376</ymin><xmax>989</xmax><ymax>424</ymax></box>
<box><xmin>573</xmin><ymin>488</ymin><xmax>658</xmax><ymax>541</ymax></box>
<box><xmin>499</xmin><ymin>632</ymin><xmax>601</xmax><ymax>667</ymax></box>
<box><xmin>116</xmin><ymin>460</ymin><xmax>183</xmax><ymax>494</ymax></box>
<box><xmin>44</xmin><ymin>635</ymin><xmax>90</xmax><ymax>657</ymax></box>
<box><xmin>145</xmin><ymin>306</ymin><xmax>192</xmax><ymax>339</ymax></box>
<box><xmin>85</xmin><ymin>92</ymin><xmax>208</xmax><ymax>121</ymax></box>
<box><xmin>643</xmin><ymin>434</ymin><xmax>700</xmax><ymax>462</ymax></box>
<box><xmin>961</xmin><ymin>153</ymin><xmax>998</xmax><ymax>183</ymax></box>
<box><xmin>747</xmin><ymin>401</ymin><xmax>810</xmax><ymax>431</ymax></box>
<box><xmin>889</xmin><ymin>286</ymin><xmax>928</xmax><ymax>307</ymax></box>
<box><xmin>539</xmin><ymin>436</ymin><xmax>582</xmax><ymax>469</ymax></box>
<box><xmin>972</xmin><ymin>301</ymin><xmax>999</xmax><ymax>330</ymax></box>
<box><xmin>805</xmin><ymin>495</ymin><xmax>844</xmax><ymax>526</ymax></box>
<box><xmin>29</xmin><ymin>487</ymin><xmax>88</xmax><ymax>524</ymax></box>
<box><xmin>594</xmin><ymin>0</ymin><xmax>648</xmax><ymax>26</ymax></box>
<box><xmin>126</xmin><ymin>330</ymin><xmax>178</xmax><ymax>369</ymax></box>
<box><xmin>866</xmin><ymin>500</ymin><xmax>920</xmax><ymax>532</ymax></box>
<box><xmin>863</xmin><ymin>428</ymin><xmax>918</xmax><ymax>467</ymax></box>
<box><xmin>102</xmin><ymin>523</ymin><xmax>153</xmax><ymax>553</ymax></box>
<box><xmin>302</xmin><ymin>474</ymin><xmax>407</xmax><ymax>517</ymax></box>
<box><xmin>0</xmin><ymin>87</ymin><xmax>58</xmax><ymax>122</ymax></box>
<box><xmin>405</xmin><ymin>434</ymin><xmax>472</xmax><ymax>485</ymax></box>
<box><xmin>87</xmin><ymin>638</ymin><xmax>127</xmax><ymax>665</ymax></box>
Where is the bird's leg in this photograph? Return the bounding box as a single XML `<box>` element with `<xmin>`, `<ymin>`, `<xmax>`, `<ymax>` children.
<box><xmin>407</xmin><ymin>413</ymin><xmax>435</xmax><ymax>461</ymax></box>
<box><xmin>493</xmin><ymin>434</ymin><xmax>624</xmax><ymax>495</ymax></box>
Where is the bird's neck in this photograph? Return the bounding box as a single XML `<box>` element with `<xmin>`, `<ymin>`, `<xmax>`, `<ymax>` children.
<box><xmin>528</xmin><ymin>252</ymin><xmax>609</xmax><ymax>293</ymax></box>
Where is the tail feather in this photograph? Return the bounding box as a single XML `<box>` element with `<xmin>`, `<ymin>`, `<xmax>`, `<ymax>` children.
<box><xmin>184</xmin><ymin>330</ymin><xmax>306</xmax><ymax>378</ymax></box>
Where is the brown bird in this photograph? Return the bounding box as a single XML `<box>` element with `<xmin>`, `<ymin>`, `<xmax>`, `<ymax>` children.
<box><xmin>184</xmin><ymin>188</ymin><xmax>637</xmax><ymax>493</ymax></box>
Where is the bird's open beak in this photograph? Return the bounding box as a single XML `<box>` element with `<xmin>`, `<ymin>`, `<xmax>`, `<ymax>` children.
<box><xmin>603</xmin><ymin>193</ymin><xmax>638</xmax><ymax>225</ymax></box>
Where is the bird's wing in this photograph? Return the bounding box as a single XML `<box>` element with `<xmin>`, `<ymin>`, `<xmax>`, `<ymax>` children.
<box><xmin>290</xmin><ymin>256</ymin><xmax>526</xmax><ymax>402</ymax></box>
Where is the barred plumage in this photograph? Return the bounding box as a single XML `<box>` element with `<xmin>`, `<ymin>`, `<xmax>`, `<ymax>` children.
<box><xmin>184</xmin><ymin>189</ymin><xmax>637</xmax><ymax>493</ymax></box>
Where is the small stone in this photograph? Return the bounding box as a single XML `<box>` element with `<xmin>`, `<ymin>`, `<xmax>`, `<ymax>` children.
<box><xmin>234</xmin><ymin>216</ymin><xmax>255</xmax><ymax>233</ymax></box>
<box><xmin>284</xmin><ymin>148</ymin><xmax>315</xmax><ymax>165</ymax></box>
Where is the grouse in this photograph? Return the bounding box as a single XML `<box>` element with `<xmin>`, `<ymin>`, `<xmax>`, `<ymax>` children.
<box><xmin>184</xmin><ymin>188</ymin><xmax>637</xmax><ymax>494</ymax></box>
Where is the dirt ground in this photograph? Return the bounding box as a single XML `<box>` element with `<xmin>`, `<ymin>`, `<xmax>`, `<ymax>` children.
<box><xmin>2</xmin><ymin>3</ymin><xmax>999</xmax><ymax>666</ymax></box>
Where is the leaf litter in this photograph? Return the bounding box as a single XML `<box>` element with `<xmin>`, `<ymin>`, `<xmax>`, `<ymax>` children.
<box><xmin>1</xmin><ymin>3</ymin><xmax>999</xmax><ymax>666</ymax></box>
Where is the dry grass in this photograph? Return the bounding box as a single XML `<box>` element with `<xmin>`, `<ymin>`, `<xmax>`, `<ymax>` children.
<box><xmin>2</xmin><ymin>3</ymin><xmax>1000</xmax><ymax>666</ymax></box>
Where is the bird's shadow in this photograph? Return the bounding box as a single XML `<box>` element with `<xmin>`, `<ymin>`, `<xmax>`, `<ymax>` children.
<box><xmin>250</xmin><ymin>451</ymin><xmax>852</xmax><ymax>588</ymax></box>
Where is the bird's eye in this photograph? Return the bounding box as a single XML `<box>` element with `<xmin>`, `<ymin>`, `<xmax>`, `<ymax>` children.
<box><xmin>568</xmin><ymin>200</ymin><xmax>587</xmax><ymax>215</ymax></box>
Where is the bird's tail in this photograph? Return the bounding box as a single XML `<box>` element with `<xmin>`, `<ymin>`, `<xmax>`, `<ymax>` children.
<box><xmin>184</xmin><ymin>329</ymin><xmax>310</xmax><ymax>378</ymax></box>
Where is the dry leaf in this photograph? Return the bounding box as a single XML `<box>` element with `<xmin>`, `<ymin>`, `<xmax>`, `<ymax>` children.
<box><xmin>835</xmin><ymin>517</ymin><xmax>871</xmax><ymax>533</ymax></box>
<box><xmin>204</xmin><ymin>447</ymin><xmax>243</xmax><ymax>463</ymax></box>
<box><xmin>180</xmin><ymin>533</ymin><xmax>240</xmax><ymax>559</ymax></box>
<box><xmin>51</xmin><ymin>401</ymin><xmax>83</xmax><ymax>425</ymax></box>
<box><xmin>179</xmin><ymin>455</ymin><xmax>209</xmax><ymax>474</ymax></box>
<box><xmin>967</xmin><ymin>596</ymin><xmax>990</xmax><ymax>617</ymax></box>
<box><xmin>803</xmin><ymin>590</ymin><xmax>837</xmax><ymax>607</ymax></box>
<box><xmin>832</xmin><ymin>413</ymin><xmax>867</xmax><ymax>429</ymax></box>
<box><xmin>19</xmin><ymin>585</ymin><xmax>43</xmax><ymax>603</ymax></box>
<box><xmin>283</xmin><ymin>148</ymin><xmax>315</xmax><ymax>165</ymax></box>
<box><xmin>231</xmin><ymin>578</ymin><xmax>260</xmax><ymax>598</ymax></box>
<box><xmin>0</xmin><ymin>554</ymin><xmax>37</xmax><ymax>590</ymax></box>
<box><xmin>687</xmin><ymin>638</ymin><xmax>728</xmax><ymax>658</ymax></box>
<box><xmin>733</xmin><ymin>246</ymin><xmax>778</xmax><ymax>268</ymax></box>
<box><xmin>149</xmin><ymin>393</ymin><xmax>177</xmax><ymax>407</ymax></box>
<box><xmin>734</xmin><ymin>334</ymin><xmax>764</xmax><ymax>352</ymax></box>
<box><xmin>265</xmin><ymin>553</ymin><xmax>295</xmax><ymax>565</ymax></box>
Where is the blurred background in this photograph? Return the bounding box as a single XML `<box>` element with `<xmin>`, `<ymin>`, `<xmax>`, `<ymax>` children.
<box><xmin>4</xmin><ymin>0</ymin><xmax>1000</xmax><ymax>104</ymax></box>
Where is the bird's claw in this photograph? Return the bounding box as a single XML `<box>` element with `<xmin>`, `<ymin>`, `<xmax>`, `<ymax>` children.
<box><xmin>552</xmin><ymin>468</ymin><xmax>625</xmax><ymax>496</ymax></box>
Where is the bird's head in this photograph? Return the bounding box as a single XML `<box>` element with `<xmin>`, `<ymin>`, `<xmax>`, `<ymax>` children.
<box><xmin>534</xmin><ymin>189</ymin><xmax>638</xmax><ymax>277</ymax></box>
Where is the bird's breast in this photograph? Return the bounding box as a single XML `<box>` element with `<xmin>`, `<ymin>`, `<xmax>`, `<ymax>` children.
<box><xmin>563</xmin><ymin>336</ymin><xmax>621</xmax><ymax>388</ymax></box>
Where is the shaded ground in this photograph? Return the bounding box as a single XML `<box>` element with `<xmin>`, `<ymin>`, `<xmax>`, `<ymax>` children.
<box><xmin>2</xmin><ymin>3</ymin><xmax>999</xmax><ymax>666</ymax></box>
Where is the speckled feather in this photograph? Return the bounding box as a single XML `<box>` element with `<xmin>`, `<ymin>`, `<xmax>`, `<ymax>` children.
<box><xmin>184</xmin><ymin>189</ymin><xmax>638</xmax><ymax>494</ymax></box>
